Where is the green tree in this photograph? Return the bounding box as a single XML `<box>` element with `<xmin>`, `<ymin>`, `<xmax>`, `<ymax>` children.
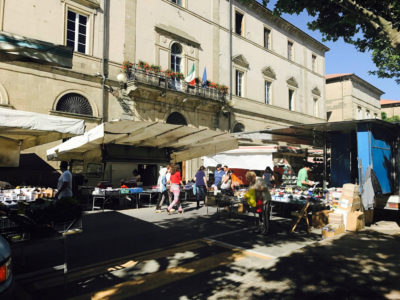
<box><xmin>241</xmin><ymin>0</ymin><xmax>400</xmax><ymax>83</ymax></box>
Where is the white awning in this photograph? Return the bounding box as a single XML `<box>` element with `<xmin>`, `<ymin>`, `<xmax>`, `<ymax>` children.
<box><xmin>203</xmin><ymin>146</ymin><xmax>275</xmax><ymax>170</ymax></box>
<box><xmin>47</xmin><ymin>120</ymin><xmax>238</xmax><ymax>163</ymax></box>
<box><xmin>0</xmin><ymin>108</ymin><xmax>85</xmax><ymax>167</ymax></box>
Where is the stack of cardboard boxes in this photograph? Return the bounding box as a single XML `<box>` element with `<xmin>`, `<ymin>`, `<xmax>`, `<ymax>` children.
<box><xmin>322</xmin><ymin>184</ymin><xmax>365</xmax><ymax>238</ymax></box>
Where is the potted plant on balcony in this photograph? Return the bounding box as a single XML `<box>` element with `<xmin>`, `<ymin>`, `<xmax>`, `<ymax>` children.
<box><xmin>165</xmin><ymin>69</ymin><xmax>175</xmax><ymax>78</ymax></box>
<box><xmin>122</xmin><ymin>60</ymin><xmax>133</xmax><ymax>74</ymax></box>
<box><xmin>219</xmin><ymin>85</ymin><xmax>229</xmax><ymax>94</ymax></box>
<box><xmin>150</xmin><ymin>64</ymin><xmax>161</xmax><ymax>74</ymax></box>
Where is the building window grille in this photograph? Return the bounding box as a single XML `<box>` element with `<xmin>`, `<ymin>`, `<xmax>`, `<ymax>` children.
<box><xmin>56</xmin><ymin>93</ymin><xmax>93</xmax><ymax>116</ymax></box>
<box><xmin>235</xmin><ymin>70</ymin><xmax>243</xmax><ymax>97</ymax></box>
<box><xmin>265</xmin><ymin>81</ymin><xmax>271</xmax><ymax>104</ymax></box>
<box><xmin>67</xmin><ymin>10</ymin><xmax>88</xmax><ymax>54</ymax></box>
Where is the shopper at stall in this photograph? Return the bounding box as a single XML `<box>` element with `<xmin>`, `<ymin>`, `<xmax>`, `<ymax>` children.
<box><xmin>262</xmin><ymin>166</ymin><xmax>274</xmax><ymax>188</ymax></box>
<box><xmin>155</xmin><ymin>167</ymin><xmax>169</xmax><ymax>213</ymax></box>
<box><xmin>296</xmin><ymin>162</ymin><xmax>314</xmax><ymax>189</ymax></box>
<box><xmin>55</xmin><ymin>161</ymin><xmax>73</xmax><ymax>200</ymax></box>
<box><xmin>166</xmin><ymin>165</ymin><xmax>172</xmax><ymax>207</ymax></box>
<box><xmin>245</xmin><ymin>171</ymin><xmax>271</xmax><ymax>234</ymax></box>
<box><xmin>167</xmin><ymin>165</ymin><xmax>184</xmax><ymax>214</ymax></box>
<box><xmin>212</xmin><ymin>164</ymin><xmax>224</xmax><ymax>189</ymax></box>
<box><xmin>220</xmin><ymin>169</ymin><xmax>234</xmax><ymax>195</ymax></box>
<box><xmin>194</xmin><ymin>166</ymin><xmax>208</xmax><ymax>209</ymax></box>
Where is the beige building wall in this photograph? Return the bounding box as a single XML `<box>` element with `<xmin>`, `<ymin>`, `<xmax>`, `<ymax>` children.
<box><xmin>0</xmin><ymin>0</ymin><xmax>330</xmax><ymax>181</ymax></box>
<box><xmin>326</xmin><ymin>74</ymin><xmax>382</xmax><ymax>122</ymax></box>
<box><xmin>381</xmin><ymin>105</ymin><xmax>400</xmax><ymax>118</ymax></box>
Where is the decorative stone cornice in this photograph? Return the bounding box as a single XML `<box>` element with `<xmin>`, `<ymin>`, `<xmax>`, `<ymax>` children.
<box><xmin>232</xmin><ymin>54</ymin><xmax>249</xmax><ymax>69</ymax></box>
<box><xmin>312</xmin><ymin>87</ymin><xmax>321</xmax><ymax>96</ymax></box>
<box><xmin>155</xmin><ymin>24</ymin><xmax>200</xmax><ymax>48</ymax></box>
<box><xmin>261</xmin><ymin>66</ymin><xmax>276</xmax><ymax>80</ymax></box>
<box><xmin>286</xmin><ymin>77</ymin><xmax>298</xmax><ymax>88</ymax></box>
<box><xmin>61</xmin><ymin>0</ymin><xmax>100</xmax><ymax>9</ymax></box>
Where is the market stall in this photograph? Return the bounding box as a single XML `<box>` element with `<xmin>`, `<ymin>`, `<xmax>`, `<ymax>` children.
<box><xmin>0</xmin><ymin>108</ymin><xmax>85</xmax><ymax>239</ymax></box>
<box><xmin>46</xmin><ymin>119</ymin><xmax>238</xmax><ymax>187</ymax></box>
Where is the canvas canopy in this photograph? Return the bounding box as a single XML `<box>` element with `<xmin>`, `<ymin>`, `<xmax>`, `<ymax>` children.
<box><xmin>47</xmin><ymin>120</ymin><xmax>238</xmax><ymax>163</ymax></box>
<box><xmin>203</xmin><ymin>146</ymin><xmax>275</xmax><ymax>170</ymax></box>
<box><xmin>0</xmin><ymin>108</ymin><xmax>85</xmax><ymax>167</ymax></box>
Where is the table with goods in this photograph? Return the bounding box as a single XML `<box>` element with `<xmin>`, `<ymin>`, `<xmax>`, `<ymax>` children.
<box><xmin>0</xmin><ymin>186</ymin><xmax>83</xmax><ymax>288</ymax></box>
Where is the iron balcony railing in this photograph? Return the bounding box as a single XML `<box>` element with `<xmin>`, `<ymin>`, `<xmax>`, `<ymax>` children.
<box><xmin>126</xmin><ymin>64</ymin><xmax>227</xmax><ymax>102</ymax></box>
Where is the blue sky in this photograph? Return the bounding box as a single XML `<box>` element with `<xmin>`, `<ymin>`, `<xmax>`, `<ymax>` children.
<box><xmin>264</xmin><ymin>3</ymin><xmax>400</xmax><ymax>100</ymax></box>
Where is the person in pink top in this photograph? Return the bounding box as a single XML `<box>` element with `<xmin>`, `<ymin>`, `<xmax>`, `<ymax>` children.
<box><xmin>167</xmin><ymin>164</ymin><xmax>184</xmax><ymax>214</ymax></box>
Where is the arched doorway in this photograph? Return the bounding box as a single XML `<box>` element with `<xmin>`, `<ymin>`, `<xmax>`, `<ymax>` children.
<box><xmin>232</xmin><ymin>122</ymin><xmax>245</xmax><ymax>133</ymax></box>
<box><xmin>166</xmin><ymin>112</ymin><xmax>187</xmax><ymax>125</ymax></box>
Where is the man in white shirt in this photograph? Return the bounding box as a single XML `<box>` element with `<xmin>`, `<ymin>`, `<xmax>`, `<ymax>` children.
<box><xmin>55</xmin><ymin>161</ymin><xmax>73</xmax><ymax>200</ymax></box>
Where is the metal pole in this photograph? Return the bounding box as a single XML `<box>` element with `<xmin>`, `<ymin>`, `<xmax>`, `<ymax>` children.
<box><xmin>101</xmin><ymin>0</ymin><xmax>109</xmax><ymax>123</ymax></box>
<box><xmin>323</xmin><ymin>132</ymin><xmax>327</xmax><ymax>189</ymax></box>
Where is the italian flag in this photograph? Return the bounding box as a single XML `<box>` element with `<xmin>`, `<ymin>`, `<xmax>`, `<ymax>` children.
<box><xmin>185</xmin><ymin>64</ymin><xmax>196</xmax><ymax>85</ymax></box>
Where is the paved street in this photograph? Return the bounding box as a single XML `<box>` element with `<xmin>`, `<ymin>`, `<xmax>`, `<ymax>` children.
<box><xmin>11</xmin><ymin>202</ymin><xmax>400</xmax><ymax>300</ymax></box>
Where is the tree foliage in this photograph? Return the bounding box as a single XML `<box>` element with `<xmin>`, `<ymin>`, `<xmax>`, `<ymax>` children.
<box><xmin>381</xmin><ymin>111</ymin><xmax>400</xmax><ymax>123</ymax></box>
<box><xmin>243</xmin><ymin>0</ymin><xmax>400</xmax><ymax>83</ymax></box>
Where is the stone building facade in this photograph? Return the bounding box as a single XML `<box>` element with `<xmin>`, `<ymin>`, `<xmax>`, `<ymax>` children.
<box><xmin>380</xmin><ymin>99</ymin><xmax>400</xmax><ymax>119</ymax></box>
<box><xmin>0</xmin><ymin>0</ymin><xmax>328</xmax><ymax>185</ymax></box>
<box><xmin>326</xmin><ymin>73</ymin><xmax>383</xmax><ymax>122</ymax></box>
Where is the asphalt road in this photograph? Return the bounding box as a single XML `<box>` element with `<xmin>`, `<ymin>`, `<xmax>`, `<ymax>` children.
<box><xmin>11</xmin><ymin>203</ymin><xmax>400</xmax><ymax>300</ymax></box>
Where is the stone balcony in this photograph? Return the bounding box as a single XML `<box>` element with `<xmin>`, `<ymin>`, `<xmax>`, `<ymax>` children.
<box><xmin>126</xmin><ymin>64</ymin><xmax>227</xmax><ymax>103</ymax></box>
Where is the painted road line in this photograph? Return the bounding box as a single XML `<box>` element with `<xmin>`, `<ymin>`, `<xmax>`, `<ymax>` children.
<box><xmin>203</xmin><ymin>237</ymin><xmax>277</xmax><ymax>260</ymax></box>
<box><xmin>206</xmin><ymin>227</ymin><xmax>250</xmax><ymax>239</ymax></box>
<box><xmin>68</xmin><ymin>249</ymin><xmax>242</xmax><ymax>300</ymax></box>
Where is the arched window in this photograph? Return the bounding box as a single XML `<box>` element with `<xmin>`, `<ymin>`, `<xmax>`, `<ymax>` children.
<box><xmin>166</xmin><ymin>112</ymin><xmax>187</xmax><ymax>125</ymax></box>
<box><xmin>56</xmin><ymin>93</ymin><xmax>93</xmax><ymax>116</ymax></box>
<box><xmin>232</xmin><ymin>123</ymin><xmax>245</xmax><ymax>133</ymax></box>
<box><xmin>171</xmin><ymin>43</ymin><xmax>182</xmax><ymax>73</ymax></box>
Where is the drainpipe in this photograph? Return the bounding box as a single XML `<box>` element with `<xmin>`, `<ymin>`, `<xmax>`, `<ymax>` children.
<box><xmin>101</xmin><ymin>0</ymin><xmax>109</xmax><ymax>123</ymax></box>
<box><xmin>229</xmin><ymin>0</ymin><xmax>233</xmax><ymax>131</ymax></box>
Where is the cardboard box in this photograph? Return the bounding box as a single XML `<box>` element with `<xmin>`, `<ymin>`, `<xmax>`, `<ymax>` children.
<box><xmin>347</xmin><ymin>211</ymin><xmax>364</xmax><ymax>231</ymax></box>
<box><xmin>322</xmin><ymin>224</ymin><xmax>345</xmax><ymax>239</ymax></box>
<box><xmin>341</xmin><ymin>190</ymin><xmax>360</xmax><ymax>199</ymax></box>
<box><xmin>339</xmin><ymin>197</ymin><xmax>361</xmax><ymax>212</ymax></box>
<box><xmin>328</xmin><ymin>212</ymin><xmax>344</xmax><ymax>225</ymax></box>
<box><xmin>342</xmin><ymin>183</ymin><xmax>359</xmax><ymax>192</ymax></box>
<box><xmin>312</xmin><ymin>210</ymin><xmax>332</xmax><ymax>228</ymax></box>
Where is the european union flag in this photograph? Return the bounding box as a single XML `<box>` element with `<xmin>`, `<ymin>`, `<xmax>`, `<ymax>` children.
<box><xmin>202</xmin><ymin>67</ymin><xmax>207</xmax><ymax>88</ymax></box>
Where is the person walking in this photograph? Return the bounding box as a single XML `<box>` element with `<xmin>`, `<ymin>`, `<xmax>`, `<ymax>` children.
<box><xmin>155</xmin><ymin>167</ymin><xmax>168</xmax><ymax>213</ymax></box>
<box><xmin>165</xmin><ymin>165</ymin><xmax>173</xmax><ymax>208</ymax></box>
<box><xmin>55</xmin><ymin>161</ymin><xmax>73</xmax><ymax>200</ymax></box>
<box><xmin>212</xmin><ymin>164</ymin><xmax>224</xmax><ymax>190</ymax></box>
<box><xmin>262</xmin><ymin>166</ymin><xmax>274</xmax><ymax>188</ymax></box>
<box><xmin>167</xmin><ymin>165</ymin><xmax>184</xmax><ymax>214</ymax></box>
<box><xmin>194</xmin><ymin>166</ymin><xmax>208</xmax><ymax>209</ymax></box>
<box><xmin>245</xmin><ymin>171</ymin><xmax>272</xmax><ymax>235</ymax></box>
